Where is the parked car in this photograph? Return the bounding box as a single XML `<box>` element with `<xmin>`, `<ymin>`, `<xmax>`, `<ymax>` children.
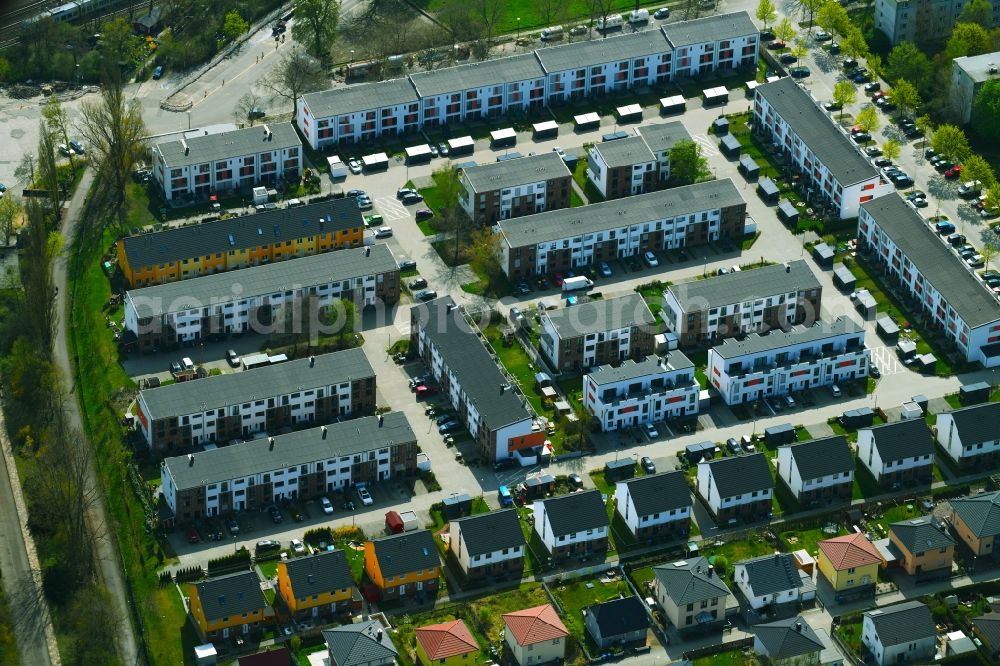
<box><xmin>863</xmin><ymin>82</ymin><xmax>880</xmax><ymax>93</ymax></box>
<box><xmin>186</xmin><ymin>527</ymin><xmax>200</xmax><ymax>543</ymax></box>
<box><xmin>227</xmin><ymin>518</ymin><xmax>239</xmax><ymax>534</ymax></box>
<box><xmin>356</xmin><ymin>483</ymin><xmax>374</xmax><ymax>506</ymax></box>
<box><xmin>779</xmin><ymin>52</ymin><xmax>797</xmax><ymax>64</ymax></box>
<box><xmin>759</xmin><ymin>29</ymin><xmax>775</xmax><ymax>41</ymax></box>
<box><xmin>873</xmin><ymin>157</ymin><xmax>892</xmax><ymax>168</ymax></box>
<box><xmin>948</xmin><ymin>233</ymin><xmax>967</xmax><ymax>247</ymax></box>
<box><xmin>401</xmin><ymin>192</ymin><xmax>423</xmax><ymax>205</ymax></box>
<box><xmin>397</xmin><ymin>187</ymin><xmax>416</xmax><ymax>199</ymax></box>
<box><xmin>824</xmin><ymin>101</ymin><xmax>842</xmax><ymax>112</ymax></box>
<box><xmin>69</xmin><ymin>140</ymin><xmax>85</xmax><ymax>154</ymax></box>
<box><xmin>865</xmin><ymin>146</ymin><xmax>882</xmax><ymax>157</ymax></box>
<box><xmin>598</xmin><ymin>261</ymin><xmax>612</xmax><ymax>277</ymax></box>
<box><xmin>439</xmin><ymin>421</ymin><xmax>461</xmax><ymax>434</ymax></box>
<box><xmin>268</xmin><ymin>506</ymin><xmax>283</xmax><ymax>524</ymax></box>
<box><xmin>654</xmin><ymin>7</ymin><xmax>670</xmax><ymax>19</ymax></box>
<box><xmin>643</xmin><ymin>251</ymin><xmax>659</xmax><ymax>267</ymax></box>
<box><xmin>415</xmin><ymin>208</ymin><xmax>434</xmax><ymax>221</ymax></box>
<box><xmin>815</xmin><ymin>30</ymin><xmax>832</xmax><ymax>40</ymax></box>
<box><xmin>152</xmin><ymin>65</ymin><xmax>163</xmax><ymax>79</ymax></box>
<box><xmin>348</xmin><ymin>159</ymin><xmax>363</xmax><ymax>174</ymax></box>
<box><xmin>644</xmin><ymin>422</ymin><xmax>659</xmax><ymax>439</ymax></box>
<box><xmin>641</xmin><ymin>456</ymin><xmax>656</xmax><ymax>474</ymax></box>
<box><xmin>226</xmin><ymin>349</ymin><xmax>240</xmax><ymax>367</ymax></box>
<box><xmin>374</xmin><ymin>226</ymin><xmax>393</xmax><ymax>238</ymax></box>
<box><xmin>870</xmin><ymin>365</ymin><xmax>881</xmax><ymax>379</ymax></box>
<box><xmin>967</xmin><ymin>254</ymin><xmax>986</xmax><ymax>268</ymax></box>
<box><xmin>291</xmin><ymin>539</ymin><xmax>307</xmax><ymax>555</ymax></box>
<box><xmin>409</xmin><ymin>277</ymin><xmax>428</xmax><ymax>289</ymax></box>
<box><xmin>945</xmin><ymin>164</ymin><xmax>963</xmax><ymax>179</ymax></box>
<box><xmin>568</xmin><ymin>473</ymin><xmax>583</xmax><ymax>488</ymax></box>
<box><xmin>58</xmin><ymin>143</ymin><xmax>71</xmax><ymax>156</ymax></box>
<box><xmin>415</xmin><ymin>289</ymin><xmax>438</xmax><ymax>301</ymax></box>
<box><xmin>398</xmin><ymin>259</ymin><xmax>417</xmax><ymax>271</ymax></box>
<box><xmin>790</xmin><ymin>66</ymin><xmax>811</xmax><ymax>78</ymax></box>
<box><xmin>958</xmin><ymin>180</ymin><xmax>982</xmax><ymax>197</ymax></box>
<box><xmin>784</xmin><ymin>394</ymin><xmax>797</xmax><ymax>408</ymax></box>
<box><xmin>843</xmin><ymin>58</ymin><xmax>858</xmax><ymax>69</ymax></box>
<box><xmin>830</xmin><ymin>384</ymin><xmax>842</xmax><ymax>398</ymax></box>
<box><xmin>516</xmin><ymin>281</ymin><xmax>531</xmax><ymax>295</ymax></box>
<box><xmin>852</xmin><ymin>132</ymin><xmax>872</xmax><ymax>144</ymax></box>
<box><xmin>321</xmin><ymin>496</ymin><xmax>334</xmax><ymax>514</ymax></box>
<box><xmin>437</xmin><ymin>142</ymin><xmax>449</xmax><ymax>156</ymax></box>
<box><xmin>436</xmin><ymin>414</ymin><xmax>457</xmax><ymax>426</ymax></box>
<box><xmin>726</xmin><ymin>438</ymin><xmax>743</xmax><ymax>454</ymax></box>
<box><xmin>767</xmin><ymin>40</ymin><xmax>786</xmax><ymax>50</ymax></box>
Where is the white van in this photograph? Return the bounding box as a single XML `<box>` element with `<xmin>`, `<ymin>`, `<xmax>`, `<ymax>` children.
<box><xmin>596</xmin><ymin>13</ymin><xmax>623</xmax><ymax>29</ymax></box>
<box><xmin>540</xmin><ymin>25</ymin><xmax>564</xmax><ymax>40</ymax></box>
<box><xmin>629</xmin><ymin>8</ymin><xmax>650</xmax><ymax>23</ymax></box>
<box><xmin>326</xmin><ymin>155</ymin><xmax>348</xmax><ymax>179</ymax></box>
<box><xmin>181</xmin><ymin>357</ymin><xmax>194</xmax><ymax>371</ymax></box>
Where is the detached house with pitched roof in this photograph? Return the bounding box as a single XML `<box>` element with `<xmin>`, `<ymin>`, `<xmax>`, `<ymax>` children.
<box><xmin>862</xmin><ymin>601</ymin><xmax>936</xmax><ymax>666</ymax></box>
<box><xmin>364</xmin><ymin>529</ymin><xmax>441</xmax><ymax>600</ymax></box>
<box><xmin>323</xmin><ymin>618</ymin><xmax>399</xmax><ymax>666</ymax></box>
<box><xmin>753</xmin><ymin>616</ymin><xmax>825</xmax><ymax>666</ymax></box>
<box><xmin>696</xmin><ymin>453</ymin><xmax>774</xmax><ymax>524</ymax></box>
<box><xmin>774</xmin><ymin>436</ymin><xmax>854</xmax><ymax>505</ymax></box>
<box><xmin>502</xmin><ymin>604</ymin><xmax>569</xmax><ymax>666</ymax></box>
<box><xmin>734</xmin><ymin>553</ymin><xmax>815</xmax><ymax>610</ymax></box>
<box><xmin>653</xmin><ymin>556</ymin><xmax>732</xmax><ymax>632</ymax></box>
<box><xmin>614</xmin><ymin>471</ymin><xmax>692</xmax><ymax>540</ymax></box>
<box><xmin>949</xmin><ymin>490</ymin><xmax>1000</xmax><ymax>560</ymax></box>
<box><xmin>415</xmin><ymin>619</ymin><xmax>479</xmax><ymax>666</ymax></box>
<box><xmin>276</xmin><ymin>549</ymin><xmax>360</xmax><ymax>621</ymax></box>
<box><xmin>449</xmin><ymin>509</ymin><xmax>526</xmax><ymax>579</ymax></box>
<box><xmin>187</xmin><ymin>570</ymin><xmax>270</xmax><ymax>642</ymax></box>
<box><xmin>584</xmin><ymin>596</ymin><xmax>649</xmax><ymax>648</ymax></box>
<box><xmin>533</xmin><ymin>489</ymin><xmax>609</xmax><ymax>561</ymax></box>
<box><xmin>936</xmin><ymin>403</ymin><xmax>1000</xmax><ymax>469</ymax></box>
<box><xmin>857</xmin><ymin>420</ymin><xmax>934</xmax><ymax>488</ymax></box>
<box><xmin>888</xmin><ymin>515</ymin><xmax>955</xmax><ymax>578</ymax></box>
<box><xmin>817</xmin><ymin>532</ymin><xmax>882</xmax><ymax>593</ymax></box>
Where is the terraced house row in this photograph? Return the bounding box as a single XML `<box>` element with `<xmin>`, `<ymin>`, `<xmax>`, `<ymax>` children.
<box><xmin>295</xmin><ymin>12</ymin><xmax>758</xmax><ymax>148</ymax></box>
<box><xmin>117</xmin><ymin>197</ymin><xmax>366</xmax><ymax>287</ymax></box>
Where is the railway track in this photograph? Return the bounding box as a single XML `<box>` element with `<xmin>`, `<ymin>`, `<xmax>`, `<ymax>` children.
<box><xmin>0</xmin><ymin>0</ymin><xmax>150</xmax><ymax>50</ymax></box>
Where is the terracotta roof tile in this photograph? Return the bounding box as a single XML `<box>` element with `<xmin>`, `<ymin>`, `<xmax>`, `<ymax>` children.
<box><xmin>818</xmin><ymin>532</ymin><xmax>881</xmax><ymax>570</ymax></box>
<box><xmin>503</xmin><ymin>604</ymin><xmax>569</xmax><ymax>645</ymax></box>
<box><xmin>415</xmin><ymin>620</ymin><xmax>478</xmax><ymax>660</ymax></box>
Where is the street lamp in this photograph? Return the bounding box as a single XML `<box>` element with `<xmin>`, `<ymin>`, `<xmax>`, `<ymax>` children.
<box><xmin>516</xmin><ymin>17</ymin><xmax>521</xmax><ymax>41</ymax></box>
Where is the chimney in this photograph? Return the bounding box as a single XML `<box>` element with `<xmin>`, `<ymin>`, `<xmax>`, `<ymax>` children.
<box><xmin>269</xmin><ymin>437</ymin><xmax>275</xmax><ymax>450</ymax></box>
<box><xmin>378</xmin><ymin>414</ymin><xmax>384</xmax><ymax>427</ymax></box>
<box><xmin>365</xmin><ymin>247</ymin><xmax>370</xmax><ymax>257</ymax></box>
<box><xmin>785</xmin><ymin>263</ymin><xmax>791</xmax><ymax>273</ymax></box>
<box><xmin>321</xmin><ymin>425</ymin><xmax>327</xmax><ymax>439</ymax></box>
<box><xmin>188</xmin><ymin>453</ymin><xmax>194</xmax><ymax>466</ymax></box>
<box><xmin>795</xmin><ymin>621</ymin><xmax>802</xmax><ymax>632</ymax></box>
<box><xmin>446</xmin><ymin>303</ymin><xmax>457</xmax><ymax>313</ymax></box>
<box><xmin>377</xmin><ymin>630</ymin><xmax>383</xmax><ymax>641</ymax></box>
<box><xmin>310</xmin><ymin>356</ymin><xmax>315</xmax><ymax>367</ymax></box>
<box><xmin>500</xmin><ymin>383</ymin><xmax>507</xmax><ymax>395</ymax></box>
<box><xmin>181</xmin><ymin>137</ymin><xmax>189</xmax><ymax>156</ymax></box>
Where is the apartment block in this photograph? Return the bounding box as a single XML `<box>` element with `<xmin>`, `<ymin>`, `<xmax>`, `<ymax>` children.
<box><xmin>583</xmin><ymin>353</ymin><xmax>699</xmax><ymax>432</ymax></box>
<box><xmin>497</xmin><ymin>179</ymin><xmax>746</xmax><ymax>280</ymax></box>
<box><xmin>951</xmin><ymin>52</ymin><xmax>1000</xmax><ymax>124</ymax></box>
<box><xmin>410</xmin><ymin>296</ymin><xmax>545</xmax><ymax>463</ymax></box>
<box><xmin>634</xmin><ymin>122</ymin><xmax>692</xmax><ymax>184</ymax></box>
<box><xmin>662</xmin><ymin>260</ymin><xmax>823</xmax><ymax>347</ymax></box>
<box><xmin>136</xmin><ymin>348</ymin><xmax>376</xmax><ymax>452</ymax></box>
<box><xmin>754</xmin><ymin>77</ymin><xmax>892</xmax><ymax>219</ymax></box>
<box><xmin>160</xmin><ymin>412</ymin><xmax>416</xmax><ymax>520</ymax></box>
<box><xmin>116</xmin><ymin>198</ymin><xmax>365</xmax><ymax>287</ymax></box>
<box><xmin>707</xmin><ymin>317</ymin><xmax>869</xmax><ymax>406</ymax></box>
<box><xmin>875</xmin><ymin>0</ymin><xmax>1000</xmax><ymax>45</ymax></box>
<box><xmin>123</xmin><ymin>244</ymin><xmax>400</xmax><ymax>351</ymax></box>
<box><xmin>539</xmin><ymin>294</ymin><xmax>656</xmax><ymax>371</ymax></box>
<box><xmin>858</xmin><ymin>195</ymin><xmax>1000</xmax><ymax>367</ymax></box>
<box><xmin>294</xmin><ymin>13</ymin><xmax>759</xmax><ymax>149</ymax></box>
<box><xmin>587</xmin><ymin>137</ymin><xmax>658</xmax><ymax>200</ymax></box>
<box><xmin>152</xmin><ymin>123</ymin><xmax>302</xmax><ymax>201</ymax></box>
<box><xmin>458</xmin><ymin>153</ymin><xmax>572</xmax><ymax>225</ymax></box>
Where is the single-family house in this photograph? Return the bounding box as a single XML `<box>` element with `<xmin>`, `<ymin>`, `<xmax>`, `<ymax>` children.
<box><xmin>861</xmin><ymin>601</ymin><xmax>936</xmax><ymax>666</ymax></box>
<box><xmin>936</xmin><ymin>403</ymin><xmax>1000</xmax><ymax>469</ymax></box>
<box><xmin>584</xmin><ymin>596</ymin><xmax>649</xmax><ymax>649</ymax></box>
<box><xmin>888</xmin><ymin>515</ymin><xmax>955</xmax><ymax>577</ymax></box>
<box><xmin>734</xmin><ymin>553</ymin><xmax>813</xmax><ymax>610</ymax></box>
<box><xmin>187</xmin><ymin>570</ymin><xmax>270</xmax><ymax>642</ymax></box>
<box><xmin>774</xmin><ymin>436</ymin><xmax>854</xmax><ymax>505</ymax></box>
<box><xmin>415</xmin><ymin>619</ymin><xmax>479</xmax><ymax>666</ymax></box>
<box><xmin>532</xmin><ymin>489</ymin><xmax>609</xmax><ymax>561</ymax></box>
<box><xmin>695</xmin><ymin>453</ymin><xmax>774</xmax><ymax>524</ymax></box>
<box><xmin>652</xmin><ymin>556</ymin><xmax>732</xmax><ymax>632</ymax></box>
<box><xmin>448</xmin><ymin>509</ymin><xmax>526</xmax><ymax>579</ymax></box>
<box><xmin>502</xmin><ymin>604</ymin><xmax>569</xmax><ymax>666</ymax></box>
<box><xmin>276</xmin><ymin>549</ymin><xmax>359</xmax><ymax>621</ymax></box>
<box><xmin>856</xmin><ymin>420</ymin><xmax>934</xmax><ymax>488</ymax></box>
<box><xmin>753</xmin><ymin>616</ymin><xmax>825</xmax><ymax>666</ymax></box>
<box><xmin>364</xmin><ymin>530</ymin><xmax>441</xmax><ymax>600</ymax></box>
<box><xmin>816</xmin><ymin>532</ymin><xmax>882</xmax><ymax>593</ymax></box>
<box><xmin>323</xmin><ymin>618</ymin><xmax>399</xmax><ymax>666</ymax></box>
<box><xmin>972</xmin><ymin>608</ymin><xmax>1000</xmax><ymax>659</ymax></box>
<box><xmin>948</xmin><ymin>490</ymin><xmax>1000</xmax><ymax>560</ymax></box>
<box><xmin>614</xmin><ymin>471</ymin><xmax>692</xmax><ymax>540</ymax></box>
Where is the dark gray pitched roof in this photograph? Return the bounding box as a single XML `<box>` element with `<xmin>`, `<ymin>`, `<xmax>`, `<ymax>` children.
<box><xmin>634</xmin><ymin>122</ymin><xmax>691</xmax><ymax>154</ymax></box>
<box><xmin>452</xmin><ymin>509</ymin><xmax>525</xmax><ymax>557</ymax></box>
<box><xmin>944</xmin><ymin>403</ymin><xmax>1000</xmax><ymax>445</ymax></box>
<box><xmin>121</xmin><ymin>198</ymin><xmax>363</xmax><ymax>270</ymax></box>
<box><xmin>653</xmin><ymin>556</ymin><xmax>731</xmax><ymax>605</ymax></box>
<box><xmin>127</xmin><ymin>243</ymin><xmax>398</xmax><ymax>318</ymax></box>
<box><xmin>409</xmin><ymin>53</ymin><xmax>544</xmax><ymax>97</ymax></box>
<box><xmin>535</xmin><ymin>29</ymin><xmax>670</xmax><ymax>73</ymax></box>
<box><xmin>619</xmin><ymin>471</ymin><xmax>691</xmax><ymax>517</ymax></box>
<box><xmin>863</xmin><ymin>419</ymin><xmax>934</xmax><ymax>462</ymax></box>
<box><xmin>666</xmin><ymin>260</ymin><xmax>821</xmax><ymax>312</ymax></box>
<box><xmin>498</xmin><ymin>179</ymin><xmax>744</xmax><ymax>248</ymax></box>
<box><xmin>164</xmin><ymin>412</ymin><xmax>415</xmax><ymax>491</ymax></box>
<box><xmin>737</xmin><ymin>553</ymin><xmax>802</xmax><ymax>597</ymax></box>
<box><xmin>538</xmin><ymin>489</ymin><xmax>608</xmax><ymax>537</ymax></box>
<box><xmin>711</xmin><ymin>317</ymin><xmax>863</xmax><ymax>359</ymax></box>
<box><xmin>588</xmin><ymin>352</ymin><xmax>695</xmax><ymax>387</ymax></box>
<box><xmin>140</xmin><ymin>348</ymin><xmax>374</xmax><ymax>421</ymax></box>
<box><xmin>588</xmin><ymin>596</ymin><xmax>649</xmax><ymax>637</ymax></box>
<box><xmin>411</xmin><ymin>296</ymin><xmax>533</xmax><ymax>432</ymax></box>
<box><xmin>301</xmin><ymin>78</ymin><xmax>419</xmax><ymax>118</ymax></box>
<box><xmin>753</xmin><ymin>616</ymin><xmax>824</xmax><ymax>660</ymax></box>
<box><xmin>323</xmin><ymin>619</ymin><xmax>398</xmax><ymax>666</ymax></box>
<box><xmin>154</xmin><ymin>122</ymin><xmax>301</xmax><ymax>169</ymax></box>
<box><xmin>701</xmin><ymin>453</ymin><xmax>773</xmax><ymax>498</ymax></box>
<box><xmin>370</xmin><ymin>530</ymin><xmax>440</xmax><ymax>579</ymax></box>
<box><xmin>756</xmin><ymin>77</ymin><xmax>880</xmax><ymax>187</ymax></box>
<box><xmin>543</xmin><ymin>294</ymin><xmax>655</xmax><ymax>341</ymax></box>
<box><xmin>592</xmin><ymin>136</ymin><xmax>655</xmax><ymax>169</ymax></box>
<box><xmin>283</xmin><ymin>549</ymin><xmax>354</xmax><ymax>597</ymax></box>
<box><xmin>661</xmin><ymin>11</ymin><xmax>758</xmax><ymax>47</ymax></box>
<box><xmin>889</xmin><ymin>515</ymin><xmax>955</xmax><ymax>554</ymax></box>
<box><xmin>461</xmin><ymin>152</ymin><xmax>571</xmax><ymax>193</ymax></box>
<box><xmin>950</xmin><ymin>491</ymin><xmax>1000</xmax><ymax>538</ymax></box>
<box><xmin>193</xmin><ymin>570</ymin><xmax>266</xmax><ymax>621</ymax></box>
<box><xmin>861</xmin><ymin>195</ymin><xmax>1000</xmax><ymax>329</ymax></box>
<box><xmin>865</xmin><ymin>601</ymin><xmax>935</xmax><ymax>647</ymax></box>
<box><xmin>783</xmin><ymin>436</ymin><xmax>854</xmax><ymax>481</ymax></box>
<box><xmin>972</xmin><ymin>612</ymin><xmax>1000</xmax><ymax>649</ymax></box>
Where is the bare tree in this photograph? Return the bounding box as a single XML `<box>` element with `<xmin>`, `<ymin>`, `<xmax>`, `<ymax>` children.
<box><xmin>19</xmin><ymin>200</ymin><xmax>60</xmax><ymax>359</ymax></box>
<box><xmin>233</xmin><ymin>91</ymin><xmax>265</xmax><ymax>127</ymax></box>
<box><xmin>257</xmin><ymin>47</ymin><xmax>328</xmax><ymax>116</ymax></box>
<box><xmin>588</xmin><ymin>0</ymin><xmax>616</xmax><ymax>35</ymax></box>
<box><xmin>67</xmin><ymin>584</ymin><xmax>122</xmax><ymax>664</ymax></box>
<box><xmin>14</xmin><ymin>152</ymin><xmax>36</xmax><ymax>187</ymax></box>
<box><xmin>537</xmin><ymin>0</ymin><xmax>561</xmax><ymax>27</ymax></box>
<box><xmin>37</xmin><ymin>121</ymin><xmax>61</xmax><ymax>209</ymax></box>
<box><xmin>472</xmin><ymin>0</ymin><xmax>504</xmax><ymax>54</ymax></box>
<box><xmin>42</xmin><ymin>96</ymin><xmax>75</xmax><ymax>173</ymax></box>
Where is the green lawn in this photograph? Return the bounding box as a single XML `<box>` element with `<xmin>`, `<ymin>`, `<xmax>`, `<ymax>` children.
<box><xmin>333</xmin><ymin>537</ymin><xmax>366</xmax><ymax>584</ymax></box>
<box><xmin>484</xmin><ymin>325</ymin><xmax>544</xmax><ymax>415</ymax></box>
<box><xmin>700</xmin><ymin>536</ymin><xmax>778</xmax><ymax>579</ymax></box>
<box><xmin>877</xmin><ymin>502</ymin><xmax>922</xmax><ymax>531</ymax></box>
<box><xmin>780</xmin><ymin>523</ymin><xmax>846</xmax><ymax>557</ymax></box>
<box><xmin>693</xmin><ymin>650</ymin><xmax>761</xmax><ymax>666</ymax></box>
<box><xmin>835</xmin><ymin>617</ymin><xmax>864</xmax><ymax>660</ymax></box>
<box><xmin>393</xmin><ymin>606</ymin><xmax>491</xmax><ymax>666</ymax></box>
<box><xmin>570</xmin><ymin>189</ymin><xmax>585</xmax><ymax>207</ymax></box>
<box><xmin>414</xmin><ymin>0</ymin><xmax>679</xmax><ymax>33</ymax></box>
<box><xmin>853</xmin><ymin>462</ymin><xmax>881</xmax><ymax>501</ymax></box>
<box><xmin>550</xmin><ymin>575</ymin><xmax>633</xmax><ymax>641</ymax></box>
<box><xmin>259</xmin><ymin>560</ymin><xmax>279</xmax><ymax>579</ymax></box>
<box><xmin>468</xmin><ymin>583</ymin><xmax>551</xmax><ymax>642</ymax></box>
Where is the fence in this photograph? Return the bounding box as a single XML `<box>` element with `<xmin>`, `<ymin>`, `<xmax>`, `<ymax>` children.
<box><xmin>681</xmin><ymin>636</ymin><xmax>753</xmax><ymax>661</ymax></box>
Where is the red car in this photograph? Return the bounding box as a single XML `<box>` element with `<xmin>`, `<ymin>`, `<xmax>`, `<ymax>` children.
<box><xmin>553</xmin><ymin>273</ymin><xmax>565</xmax><ymax>286</ymax></box>
<box><xmin>871</xmin><ymin>91</ymin><xmax>886</xmax><ymax>100</ymax></box>
<box><xmin>186</xmin><ymin>527</ymin><xmax>200</xmax><ymax>544</ymax></box>
<box><xmin>850</xmin><ymin>126</ymin><xmax>864</xmax><ymax>134</ymax></box>
<box><xmin>945</xmin><ymin>164</ymin><xmax>963</xmax><ymax>179</ymax></box>
<box><xmin>767</xmin><ymin>40</ymin><xmax>786</xmax><ymax>50</ymax></box>
<box><xmin>415</xmin><ymin>384</ymin><xmax>438</xmax><ymax>398</ymax></box>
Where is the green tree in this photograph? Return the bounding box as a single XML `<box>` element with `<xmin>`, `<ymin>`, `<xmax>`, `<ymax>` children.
<box><xmin>885</xmin><ymin>42</ymin><xmax>933</xmax><ymax>94</ymax></box>
<box><xmin>982</xmin><ymin>242</ymin><xmax>998</xmax><ymax>271</ymax></box>
<box><xmin>668</xmin><ymin>139</ymin><xmax>710</xmax><ymax>186</ymax></box>
<box><xmin>959</xmin><ymin>0</ymin><xmax>992</xmax><ymax>25</ymax></box>
<box><xmin>817</xmin><ymin>1</ymin><xmax>850</xmax><ymax>36</ymax></box>
<box><xmin>0</xmin><ymin>195</ymin><xmax>19</xmax><ymax>246</ymax></box>
<box><xmin>0</xmin><ymin>56</ymin><xmax>10</xmax><ymax>83</ymax></box>
<box><xmin>800</xmin><ymin>0</ymin><xmax>825</xmax><ymax>29</ymax></box>
<box><xmin>882</xmin><ymin>138</ymin><xmax>901</xmax><ymax>162</ymax></box>
<box><xmin>856</xmin><ymin>105</ymin><xmax>879</xmax><ymax>134</ymax></box>
<box><xmin>791</xmin><ymin>40</ymin><xmax>808</xmax><ymax>64</ymax></box>
<box><xmin>775</xmin><ymin>16</ymin><xmax>796</xmax><ymax>44</ymax></box>
<box><xmin>973</xmin><ymin>79</ymin><xmax>1000</xmax><ymax>144</ymax></box>
<box><xmin>42</xmin><ymin>96</ymin><xmax>74</xmax><ymax>172</ymax></box>
<box><xmin>889</xmin><ymin>78</ymin><xmax>920</xmax><ymax>118</ymax></box>
<box><xmin>961</xmin><ymin>154</ymin><xmax>996</xmax><ymax>190</ymax></box>
<box><xmin>932</xmin><ymin>124</ymin><xmax>972</xmax><ymax>161</ymax></box>
<box><xmin>842</xmin><ymin>28</ymin><xmax>869</xmax><ymax>60</ymax></box>
<box><xmin>222</xmin><ymin>10</ymin><xmax>249</xmax><ymax>42</ymax></box>
<box><xmin>99</xmin><ymin>17</ymin><xmax>144</xmax><ymax>68</ymax></box>
<box><xmin>915</xmin><ymin>114</ymin><xmax>934</xmax><ymax>150</ymax></box>
<box><xmin>292</xmin><ymin>0</ymin><xmax>341</xmax><ymax>61</ymax></box>
<box><xmin>946</xmin><ymin>22</ymin><xmax>991</xmax><ymax>59</ymax></box>
<box><xmin>756</xmin><ymin>0</ymin><xmax>777</xmax><ymax>29</ymax></box>
<box><xmin>832</xmin><ymin>80</ymin><xmax>856</xmax><ymax>120</ymax></box>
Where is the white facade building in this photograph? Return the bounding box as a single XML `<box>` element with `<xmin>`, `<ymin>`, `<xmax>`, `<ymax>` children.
<box><xmin>950</xmin><ymin>52</ymin><xmax>1000</xmax><ymax>124</ymax></box>
<box><xmin>774</xmin><ymin>436</ymin><xmax>855</xmax><ymax>503</ymax></box>
<box><xmin>296</xmin><ymin>78</ymin><xmax>421</xmax><ymax>148</ymax></box>
<box><xmin>532</xmin><ymin>489</ymin><xmax>609</xmax><ymax>558</ymax></box>
<box><xmin>862</xmin><ymin>601</ymin><xmax>936</xmax><ymax>666</ymax></box>
<box><xmin>754</xmin><ymin>78</ymin><xmax>892</xmax><ymax>220</ymax></box>
<box><xmin>707</xmin><ymin>318</ymin><xmax>869</xmax><ymax>406</ymax></box>
<box><xmin>734</xmin><ymin>553</ymin><xmax>811</xmax><ymax>610</ymax></box>
<box><xmin>584</xmin><ymin>354</ymin><xmax>699</xmax><ymax>431</ymax></box>
<box><xmin>152</xmin><ymin>123</ymin><xmax>302</xmax><ymax>201</ymax></box>
<box><xmin>936</xmin><ymin>403</ymin><xmax>1000</xmax><ymax>467</ymax></box>
<box><xmin>858</xmin><ymin>196</ymin><xmax>1000</xmax><ymax>368</ymax></box>
<box><xmin>662</xmin><ymin>13</ymin><xmax>760</xmax><ymax>79</ymax></box>
<box><xmin>614</xmin><ymin>471</ymin><xmax>692</xmax><ymax>539</ymax></box>
<box><xmin>448</xmin><ymin>509</ymin><xmax>526</xmax><ymax>578</ymax></box>
<box><xmin>856</xmin><ymin>419</ymin><xmax>935</xmax><ymax>486</ymax></box>
<box><xmin>696</xmin><ymin>453</ymin><xmax>774</xmax><ymax>523</ymax></box>
<box><xmin>875</xmin><ymin>0</ymin><xmax>998</xmax><ymax>45</ymax></box>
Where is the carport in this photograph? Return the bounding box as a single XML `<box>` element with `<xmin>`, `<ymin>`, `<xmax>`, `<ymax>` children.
<box><xmin>490</xmin><ymin>128</ymin><xmax>517</xmax><ymax>148</ymax></box>
<box><xmin>757</xmin><ymin>177</ymin><xmax>780</xmax><ymax>204</ymax></box>
<box><xmin>776</xmin><ymin>198</ymin><xmax>798</xmax><ymax>223</ymax></box>
<box><xmin>719</xmin><ymin>134</ymin><xmax>741</xmax><ymax>157</ymax></box>
<box><xmin>711</xmin><ymin>117</ymin><xmax>730</xmax><ymax>135</ymax></box>
<box><xmin>854</xmin><ymin>289</ymin><xmax>877</xmax><ymax>320</ymax></box>
<box><xmin>745</xmin><ymin>80</ymin><xmax>760</xmax><ymax>98</ymax></box>
<box><xmin>404</xmin><ymin>144</ymin><xmax>433</xmax><ymax>164</ymax></box>
<box><xmin>703</xmin><ymin>86</ymin><xmax>729</xmax><ymax>106</ymax></box>
<box><xmin>812</xmin><ymin>242</ymin><xmax>834</xmax><ymax>268</ymax></box>
<box><xmin>361</xmin><ymin>152</ymin><xmax>389</xmax><ymax>171</ymax></box>
<box><xmin>915</xmin><ymin>353</ymin><xmax>937</xmax><ymax>373</ymax></box>
<box><xmin>574</xmin><ymin>112</ymin><xmax>601</xmax><ymax>131</ymax></box>
<box><xmin>875</xmin><ymin>315</ymin><xmax>899</xmax><ymax>342</ymax></box>
<box><xmin>616</xmin><ymin>103</ymin><xmax>643</xmax><ymax>123</ymax></box>
<box><xmin>833</xmin><ymin>264</ymin><xmax>856</xmax><ymax>291</ymax></box>
<box><xmin>532</xmin><ymin>120</ymin><xmax>559</xmax><ymax>139</ymax></box>
<box><xmin>685</xmin><ymin>441</ymin><xmax>717</xmax><ymax>463</ymax></box>
<box><xmin>764</xmin><ymin>423</ymin><xmax>796</xmax><ymax>446</ymax></box>
<box><xmin>447</xmin><ymin>136</ymin><xmax>475</xmax><ymax>155</ymax></box>
<box><xmin>660</xmin><ymin>95</ymin><xmax>685</xmax><ymax>114</ymax></box>
<box><xmin>738</xmin><ymin>154</ymin><xmax>759</xmax><ymax>180</ymax></box>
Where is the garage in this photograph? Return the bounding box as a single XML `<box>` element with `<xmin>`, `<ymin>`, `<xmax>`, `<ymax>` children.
<box><xmin>361</xmin><ymin>152</ymin><xmax>389</xmax><ymax>171</ymax></box>
<box><xmin>447</xmin><ymin>135</ymin><xmax>475</xmax><ymax>156</ymax></box>
<box><xmin>574</xmin><ymin>112</ymin><xmax>601</xmax><ymax>131</ymax></box>
<box><xmin>490</xmin><ymin>127</ymin><xmax>517</xmax><ymax>148</ymax></box>
<box><xmin>533</xmin><ymin>120</ymin><xmax>559</xmax><ymax>139</ymax></box>
<box><xmin>659</xmin><ymin>95</ymin><xmax>685</xmax><ymax>115</ymax></box>
<box><xmin>616</xmin><ymin>103</ymin><xmax>643</xmax><ymax>123</ymax></box>
<box><xmin>404</xmin><ymin>144</ymin><xmax>433</xmax><ymax>164</ymax></box>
